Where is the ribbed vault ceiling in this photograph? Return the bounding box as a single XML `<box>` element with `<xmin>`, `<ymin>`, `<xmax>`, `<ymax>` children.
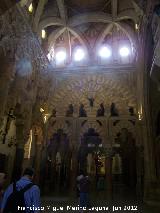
<box><xmin>24</xmin><ymin>0</ymin><xmax>142</xmax><ymax>54</ymax></box>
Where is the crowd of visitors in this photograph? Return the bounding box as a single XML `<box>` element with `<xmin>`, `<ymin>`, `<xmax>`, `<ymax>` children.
<box><xmin>0</xmin><ymin>168</ymin><xmax>92</xmax><ymax>213</ymax></box>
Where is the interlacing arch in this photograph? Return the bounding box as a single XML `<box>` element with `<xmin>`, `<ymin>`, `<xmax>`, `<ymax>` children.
<box><xmin>111</xmin><ymin>120</ymin><xmax>136</xmax><ymax>139</ymax></box>
<box><xmin>50</xmin><ymin>75</ymin><xmax>136</xmax><ymax>116</ymax></box>
<box><xmin>80</xmin><ymin>120</ymin><xmax>105</xmax><ymax>142</ymax></box>
<box><xmin>48</xmin><ymin>119</ymin><xmax>72</xmax><ymax>140</ymax></box>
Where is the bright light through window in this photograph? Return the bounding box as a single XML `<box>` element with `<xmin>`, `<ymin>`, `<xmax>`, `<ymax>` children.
<box><xmin>98</xmin><ymin>46</ymin><xmax>112</xmax><ymax>58</ymax></box>
<box><xmin>55</xmin><ymin>50</ymin><xmax>66</xmax><ymax>63</ymax></box>
<box><xmin>28</xmin><ymin>3</ymin><xmax>33</xmax><ymax>13</ymax></box>
<box><xmin>74</xmin><ymin>48</ymin><xmax>85</xmax><ymax>61</ymax></box>
<box><xmin>42</xmin><ymin>29</ymin><xmax>46</xmax><ymax>39</ymax></box>
<box><xmin>119</xmin><ymin>47</ymin><xmax>130</xmax><ymax>57</ymax></box>
<box><xmin>135</xmin><ymin>23</ymin><xmax>139</xmax><ymax>30</ymax></box>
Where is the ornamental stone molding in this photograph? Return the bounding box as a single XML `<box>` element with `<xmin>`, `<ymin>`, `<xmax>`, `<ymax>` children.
<box><xmin>48</xmin><ymin>118</ymin><xmax>73</xmax><ymax>140</ymax></box>
<box><xmin>79</xmin><ymin>119</ymin><xmax>106</xmax><ymax>141</ymax></box>
<box><xmin>109</xmin><ymin>118</ymin><xmax>137</xmax><ymax>139</ymax></box>
<box><xmin>50</xmin><ymin>72</ymin><xmax>137</xmax><ymax>117</ymax></box>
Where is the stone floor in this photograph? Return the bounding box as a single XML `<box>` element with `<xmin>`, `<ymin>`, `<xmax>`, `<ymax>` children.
<box><xmin>41</xmin><ymin>184</ymin><xmax>160</xmax><ymax>213</ymax></box>
<box><xmin>41</xmin><ymin>197</ymin><xmax>160</xmax><ymax>213</ymax></box>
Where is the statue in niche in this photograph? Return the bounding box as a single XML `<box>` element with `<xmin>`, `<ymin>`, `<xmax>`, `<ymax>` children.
<box><xmin>128</xmin><ymin>106</ymin><xmax>134</xmax><ymax>116</ymax></box>
<box><xmin>110</xmin><ymin>102</ymin><xmax>119</xmax><ymax>116</ymax></box>
<box><xmin>96</xmin><ymin>103</ymin><xmax>105</xmax><ymax>117</ymax></box>
<box><xmin>51</xmin><ymin>108</ymin><xmax>56</xmax><ymax>117</ymax></box>
<box><xmin>79</xmin><ymin>104</ymin><xmax>87</xmax><ymax>117</ymax></box>
<box><xmin>66</xmin><ymin>104</ymin><xmax>74</xmax><ymax>117</ymax></box>
<box><xmin>88</xmin><ymin>97</ymin><xmax>94</xmax><ymax>107</ymax></box>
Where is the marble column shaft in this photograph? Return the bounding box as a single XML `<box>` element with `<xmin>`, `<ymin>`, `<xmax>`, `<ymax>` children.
<box><xmin>105</xmin><ymin>156</ymin><xmax>113</xmax><ymax>200</ymax></box>
<box><xmin>12</xmin><ymin>117</ymin><xmax>25</xmax><ymax>181</ymax></box>
<box><xmin>0</xmin><ymin>55</ymin><xmax>15</xmax><ymax>120</ymax></box>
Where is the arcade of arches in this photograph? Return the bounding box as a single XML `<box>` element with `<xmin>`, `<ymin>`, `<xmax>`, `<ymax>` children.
<box><xmin>0</xmin><ymin>0</ymin><xmax>160</xmax><ymax>210</ymax></box>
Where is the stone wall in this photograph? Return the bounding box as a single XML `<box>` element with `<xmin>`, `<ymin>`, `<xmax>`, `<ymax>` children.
<box><xmin>0</xmin><ymin>4</ymin><xmax>52</xmax><ymax>181</ymax></box>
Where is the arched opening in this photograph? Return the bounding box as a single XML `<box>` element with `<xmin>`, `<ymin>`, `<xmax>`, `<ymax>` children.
<box><xmin>41</xmin><ymin>129</ymin><xmax>71</xmax><ymax>195</ymax></box>
<box><xmin>78</xmin><ymin>128</ymin><xmax>106</xmax><ymax>193</ymax></box>
<box><xmin>113</xmin><ymin>128</ymin><xmax>138</xmax><ymax>200</ymax></box>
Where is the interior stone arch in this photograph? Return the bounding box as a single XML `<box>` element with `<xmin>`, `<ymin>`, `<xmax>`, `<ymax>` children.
<box><xmin>80</xmin><ymin>120</ymin><xmax>105</xmax><ymax>143</ymax></box>
<box><xmin>111</xmin><ymin>120</ymin><xmax>136</xmax><ymax>140</ymax></box>
<box><xmin>47</xmin><ymin>118</ymin><xmax>73</xmax><ymax>141</ymax></box>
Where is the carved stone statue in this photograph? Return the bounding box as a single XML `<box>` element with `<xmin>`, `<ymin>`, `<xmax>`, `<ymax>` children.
<box><xmin>66</xmin><ymin>104</ymin><xmax>74</xmax><ymax>117</ymax></box>
<box><xmin>51</xmin><ymin>108</ymin><xmax>56</xmax><ymax>117</ymax></box>
<box><xmin>110</xmin><ymin>102</ymin><xmax>119</xmax><ymax>116</ymax></box>
<box><xmin>96</xmin><ymin>103</ymin><xmax>105</xmax><ymax>117</ymax></box>
<box><xmin>79</xmin><ymin>104</ymin><xmax>87</xmax><ymax>117</ymax></box>
<box><xmin>88</xmin><ymin>97</ymin><xmax>94</xmax><ymax>107</ymax></box>
<box><xmin>128</xmin><ymin>106</ymin><xmax>134</xmax><ymax>116</ymax></box>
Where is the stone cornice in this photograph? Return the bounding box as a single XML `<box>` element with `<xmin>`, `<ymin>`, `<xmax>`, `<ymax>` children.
<box><xmin>51</xmin><ymin>64</ymin><xmax>136</xmax><ymax>76</ymax></box>
<box><xmin>48</xmin><ymin>115</ymin><xmax>138</xmax><ymax>121</ymax></box>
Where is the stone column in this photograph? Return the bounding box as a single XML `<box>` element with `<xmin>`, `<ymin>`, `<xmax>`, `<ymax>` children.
<box><xmin>105</xmin><ymin>155</ymin><xmax>113</xmax><ymax>200</ymax></box>
<box><xmin>138</xmin><ymin>118</ymin><xmax>157</xmax><ymax>202</ymax></box>
<box><xmin>50</xmin><ymin>152</ymin><xmax>56</xmax><ymax>192</ymax></box>
<box><xmin>142</xmin><ymin>121</ymin><xmax>159</xmax><ymax>203</ymax></box>
<box><xmin>135</xmin><ymin>121</ymin><xmax>144</xmax><ymax>198</ymax></box>
<box><xmin>32</xmin><ymin>126</ymin><xmax>43</xmax><ymax>184</ymax></box>
<box><xmin>39</xmin><ymin>146</ymin><xmax>47</xmax><ymax>195</ymax></box>
<box><xmin>70</xmin><ymin>146</ymin><xmax>79</xmax><ymax>195</ymax></box>
<box><xmin>70</xmin><ymin>118</ymin><xmax>79</xmax><ymax>194</ymax></box>
<box><xmin>12</xmin><ymin>115</ymin><xmax>25</xmax><ymax>181</ymax></box>
<box><xmin>0</xmin><ymin>53</ymin><xmax>15</xmax><ymax>122</ymax></box>
<box><xmin>136</xmin><ymin>145</ymin><xmax>144</xmax><ymax>199</ymax></box>
<box><xmin>34</xmin><ymin>143</ymin><xmax>42</xmax><ymax>184</ymax></box>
